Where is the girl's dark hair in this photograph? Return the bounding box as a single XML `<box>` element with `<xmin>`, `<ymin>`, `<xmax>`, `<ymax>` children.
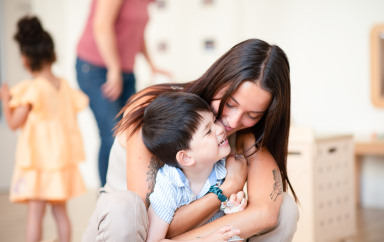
<box><xmin>142</xmin><ymin>92</ymin><xmax>212</xmax><ymax>167</ymax></box>
<box><xmin>14</xmin><ymin>15</ymin><xmax>56</xmax><ymax>71</ymax></box>
<box><xmin>117</xmin><ymin>38</ymin><xmax>297</xmax><ymax>201</ymax></box>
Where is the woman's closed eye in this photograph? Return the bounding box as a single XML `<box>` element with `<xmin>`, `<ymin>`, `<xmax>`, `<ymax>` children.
<box><xmin>226</xmin><ymin>101</ymin><xmax>261</xmax><ymax>120</ymax></box>
<box><xmin>247</xmin><ymin>113</ymin><xmax>260</xmax><ymax>120</ymax></box>
<box><xmin>225</xmin><ymin>102</ymin><xmax>235</xmax><ymax>108</ymax></box>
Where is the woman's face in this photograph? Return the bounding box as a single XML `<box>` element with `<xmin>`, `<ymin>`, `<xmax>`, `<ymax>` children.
<box><xmin>211</xmin><ymin>81</ymin><xmax>272</xmax><ymax>136</ymax></box>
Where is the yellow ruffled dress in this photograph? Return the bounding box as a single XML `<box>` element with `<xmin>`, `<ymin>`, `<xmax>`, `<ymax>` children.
<box><xmin>9</xmin><ymin>77</ymin><xmax>89</xmax><ymax>203</ymax></box>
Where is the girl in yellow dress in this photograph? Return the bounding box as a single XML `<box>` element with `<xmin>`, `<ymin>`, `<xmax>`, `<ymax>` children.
<box><xmin>0</xmin><ymin>16</ymin><xmax>88</xmax><ymax>242</ymax></box>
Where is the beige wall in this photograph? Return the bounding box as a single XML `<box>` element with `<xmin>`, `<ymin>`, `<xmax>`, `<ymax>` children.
<box><xmin>0</xmin><ymin>0</ymin><xmax>31</xmax><ymax>190</ymax></box>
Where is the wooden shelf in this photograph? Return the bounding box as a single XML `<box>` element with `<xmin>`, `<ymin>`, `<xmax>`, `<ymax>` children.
<box><xmin>355</xmin><ymin>140</ymin><xmax>384</xmax><ymax>156</ymax></box>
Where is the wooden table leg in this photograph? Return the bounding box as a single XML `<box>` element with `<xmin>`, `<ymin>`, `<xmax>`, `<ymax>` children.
<box><xmin>355</xmin><ymin>155</ymin><xmax>362</xmax><ymax>208</ymax></box>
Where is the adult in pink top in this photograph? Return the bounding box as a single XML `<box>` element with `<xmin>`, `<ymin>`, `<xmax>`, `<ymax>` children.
<box><xmin>76</xmin><ymin>0</ymin><xmax>158</xmax><ymax>187</ymax></box>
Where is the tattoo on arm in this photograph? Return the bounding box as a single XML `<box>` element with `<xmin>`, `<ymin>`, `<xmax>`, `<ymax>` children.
<box><xmin>270</xmin><ymin>169</ymin><xmax>283</xmax><ymax>201</ymax></box>
<box><xmin>145</xmin><ymin>156</ymin><xmax>162</xmax><ymax>205</ymax></box>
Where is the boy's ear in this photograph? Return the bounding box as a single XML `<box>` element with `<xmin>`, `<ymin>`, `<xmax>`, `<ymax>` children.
<box><xmin>176</xmin><ymin>150</ymin><xmax>195</xmax><ymax>167</ymax></box>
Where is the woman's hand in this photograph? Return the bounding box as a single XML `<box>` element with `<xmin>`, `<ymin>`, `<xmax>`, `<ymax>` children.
<box><xmin>220</xmin><ymin>154</ymin><xmax>247</xmax><ymax>197</ymax></box>
<box><xmin>101</xmin><ymin>68</ymin><xmax>123</xmax><ymax>101</ymax></box>
<box><xmin>200</xmin><ymin>226</ymin><xmax>240</xmax><ymax>242</ymax></box>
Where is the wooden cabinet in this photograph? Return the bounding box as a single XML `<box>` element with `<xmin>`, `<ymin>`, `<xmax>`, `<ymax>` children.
<box><xmin>288</xmin><ymin>127</ymin><xmax>356</xmax><ymax>242</ymax></box>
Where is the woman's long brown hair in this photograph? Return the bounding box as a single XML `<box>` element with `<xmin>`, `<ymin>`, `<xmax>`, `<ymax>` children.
<box><xmin>116</xmin><ymin>39</ymin><xmax>297</xmax><ymax>202</ymax></box>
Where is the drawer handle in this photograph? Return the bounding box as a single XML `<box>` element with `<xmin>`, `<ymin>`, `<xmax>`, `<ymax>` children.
<box><xmin>288</xmin><ymin>151</ymin><xmax>301</xmax><ymax>155</ymax></box>
<box><xmin>328</xmin><ymin>147</ymin><xmax>337</xmax><ymax>153</ymax></box>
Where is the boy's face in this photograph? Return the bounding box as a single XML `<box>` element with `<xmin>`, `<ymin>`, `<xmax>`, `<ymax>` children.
<box><xmin>187</xmin><ymin>111</ymin><xmax>231</xmax><ymax>166</ymax></box>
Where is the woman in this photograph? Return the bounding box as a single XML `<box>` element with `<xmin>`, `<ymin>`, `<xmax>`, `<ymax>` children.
<box><xmin>82</xmin><ymin>38</ymin><xmax>299</xmax><ymax>241</ymax></box>
<box><xmin>76</xmin><ymin>0</ymin><xmax>167</xmax><ymax>187</ymax></box>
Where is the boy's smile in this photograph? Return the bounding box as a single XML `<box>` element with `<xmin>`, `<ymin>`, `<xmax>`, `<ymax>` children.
<box><xmin>187</xmin><ymin>111</ymin><xmax>231</xmax><ymax>167</ymax></box>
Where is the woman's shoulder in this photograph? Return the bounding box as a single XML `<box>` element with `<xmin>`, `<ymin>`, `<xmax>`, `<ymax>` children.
<box><xmin>236</xmin><ymin>132</ymin><xmax>275</xmax><ymax>163</ymax></box>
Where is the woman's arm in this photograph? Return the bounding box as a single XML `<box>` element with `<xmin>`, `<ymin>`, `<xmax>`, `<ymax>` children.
<box><xmin>0</xmin><ymin>83</ymin><xmax>31</xmax><ymax>130</ymax></box>
<box><xmin>123</xmin><ymin>88</ymin><xmax>165</xmax><ymax>204</ymax></box>
<box><xmin>162</xmin><ymin>226</ymin><xmax>239</xmax><ymax>242</ymax></box>
<box><xmin>166</xmin><ymin>154</ymin><xmax>247</xmax><ymax>238</ymax></box>
<box><xmin>93</xmin><ymin>0</ymin><xmax>123</xmax><ymax>101</ymax></box>
<box><xmin>172</xmin><ymin>133</ymin><xmax>284</xmax><ymax>239</ymax></box>
<box><xmin>125</xmin><ymin>126</ymin><xmax>157</xmax><ymax>205</ymax></box>
<box><xmin>140</xmin><ymin>39</ymin><xmax>155</xmax><ymax>72</ymax></box>
<box><xmin>140</xmin><ymin>37</ymin><xmax>172</xmax><ymax>78</ymax></box>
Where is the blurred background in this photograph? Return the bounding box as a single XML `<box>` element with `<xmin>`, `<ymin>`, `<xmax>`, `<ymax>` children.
<box><xmin>1</xmin><ymin>0</ymin><xmax>384</xmax><ymax>241</ymax></box>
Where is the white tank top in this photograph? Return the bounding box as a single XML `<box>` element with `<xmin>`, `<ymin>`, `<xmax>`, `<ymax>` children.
<box><xmin>105</xmin><ymin>138</ymin><xmax>127</xmax><ymax>191</ymax></box>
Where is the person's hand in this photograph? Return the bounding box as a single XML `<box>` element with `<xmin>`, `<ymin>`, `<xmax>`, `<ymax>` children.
<box><xmin>228</xmin><ymin>191</ymin><xmax>247</xmax><ymax>211</ymax></box>
<box><xmin>200</xmin><ymin>225</ymin><xmax>240</xmax><ymax>242</ymax></box>
<box><xmin>152</xmin><ymin>67</ymin><xmax>172</xmax><ymax>77</ymax></box>
<box><xmin>101</xmin><ymin>68</ymin><xmax>123</xmax><ymax>101</ymax></box>
<box><xmin>0</xmin><ymin>83</ymin><xmax>11</xmax><ymax>103</ymax></box>
<box><xmin>220</xmin><ymin>154</ymin><xmax>247</xmax><ymax>196</ymax></box>
<box><xmin>151</xmin><ymin>67</ymin><xmax>173</xmax><ymax>84</ymax></box>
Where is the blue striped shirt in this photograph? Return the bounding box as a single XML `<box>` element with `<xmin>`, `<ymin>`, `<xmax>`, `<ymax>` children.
<box><xmin>149</xmin><ymin>158</ymin><xmax>227</xmax><ymax>224</ymax></box>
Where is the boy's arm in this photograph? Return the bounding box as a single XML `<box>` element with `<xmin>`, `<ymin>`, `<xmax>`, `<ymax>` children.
<box><xmin>147</xmin><ymin>206</ymin><xmax>169</xmax><ymax>242</ymax></box>
<box><xmin>0</xmin><ymin>84</ymin><xmax>30</xmax><ymax>130</ymax></box>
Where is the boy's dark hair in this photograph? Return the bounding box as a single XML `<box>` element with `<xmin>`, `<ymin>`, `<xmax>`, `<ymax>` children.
<box><xmin>14</xmin><ymin>15</ymin><xmax>56</xmax><ymax>71</ymax></box>
<box><xmin>142</xmin><ymin>92</ymin><xmax>212</xmax><ymax>167</ymax></box>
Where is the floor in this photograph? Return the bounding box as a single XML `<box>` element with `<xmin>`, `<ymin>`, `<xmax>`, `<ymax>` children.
<box><xmin>0</xmin><ymin>190</ymin><xmax>98</xmax><ymax>242</ymax></box>
<box><xmin>0</xmin><ymin>190</ymin><xmax>383</xmax><ymax>242</ymax></box>
<box><xmin>350</xmin><ymin>207</ymin><xmax>384</xmax><ymax>242</ymax></box>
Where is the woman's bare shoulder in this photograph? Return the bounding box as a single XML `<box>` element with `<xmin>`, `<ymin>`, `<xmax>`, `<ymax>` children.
<box><xmin>236</xmin><ymin>132</ymin><xmax>276</xmax><ymax>166</ymax></box>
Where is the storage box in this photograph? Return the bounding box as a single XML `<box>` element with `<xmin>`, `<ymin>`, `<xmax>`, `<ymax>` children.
<box><xmin>287</xmin><ymin>127</ymin><xmax>356</xmax><ymax>242</ymax></box>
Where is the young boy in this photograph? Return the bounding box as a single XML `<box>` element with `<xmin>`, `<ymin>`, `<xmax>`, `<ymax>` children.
<box><xmin>142</xmin><ymin>92</ymin><xmax>246</xmax><ymax>242</ymax></box>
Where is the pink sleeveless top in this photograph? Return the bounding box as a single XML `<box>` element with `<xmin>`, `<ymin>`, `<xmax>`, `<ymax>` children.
<box><xmin>77</xmin><ymin>0</ymin><xmax>152</xmax><ymax>72</ymax></box>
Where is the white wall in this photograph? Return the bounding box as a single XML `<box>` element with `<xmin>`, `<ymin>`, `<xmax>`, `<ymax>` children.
<box><xmin>1</xmin><ymin>0</ymin><xmax>384</xmax><ymax>208</ymax></box>
<box><xmin>239</xmin><ymin>0</ymin><xmax>384</xmax><ymax>208</ymax></box>
<box><xmin>0</xmin><ymin>0</ymin><xmax>31</xmax><ymax>190</ymax></box>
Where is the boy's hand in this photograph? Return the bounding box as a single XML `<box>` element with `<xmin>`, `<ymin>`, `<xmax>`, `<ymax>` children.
<box><xmin>221</xmin><ymin>191</ymin><xmax>247</xmax><ymax>214</ymax></box>
<box><xmin>200</xmin><ymin>226</ymin><xmax>241</xmax><ymax>242</ymax></box>
<box><xmin>221</xmin><ymin>154</ymin><xmax>247</xmax><ymax>196</ymax></box>
<box><xmin>228</xmin><ymin>191</ymin><xmax>247</xmax><ymax>211</ymax></box>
